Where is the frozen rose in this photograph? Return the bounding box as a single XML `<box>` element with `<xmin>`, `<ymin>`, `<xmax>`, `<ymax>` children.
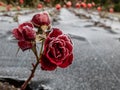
<box><xmin>81</xmin><ymin>2</ymin><xmax>87</xmax><ymax>8</ymax></box>
<box><xmin>109</xmin><ymin>8</ymin><xmax>114</xmax><ymax>13</ymax></box>
<box><xmin>66</xmin><ymin>1</ymin><xmax>72</xmax><ymax>8</ymax></box>
<box><xmin>75</xmin><ymin>3</ymin><xmax>80</xmax><ymax>9</ymax></box>
<box><xmin>37</xmin><ymin>4</ymin><xmax>42</xmax><ymax>9</ymax></box>
<box><xmin>19</xmin><ymin>0</ymin><xmax>24</xmax><ymax>4</ymax></box>
<box><xmin>55</xmin><ymin>4</ymin><xmax>61</xmax><ymax>10</ymax></box>
<box><xmin>87</xmin><ymin>3</ymin><xmax>92</xmax><ymax>9</ymax></box>
<box><xmin>97</xmin><ymin>6</ymin><xmax>102</xmax><ymax>12</ymax></box>
<box><xmin>41</xmin><ymin>28</ymin><xmax>73</xmax><ymax>71</ymax></box>
<box><xmin>12</xmin><ymin>22</ymin><xmax>36</xmax><ymax>51</ymax></box>
<box><xmin>31</xmin><ymin>12</ymin><xmax>50</xmax><ymax>28</ymax></box>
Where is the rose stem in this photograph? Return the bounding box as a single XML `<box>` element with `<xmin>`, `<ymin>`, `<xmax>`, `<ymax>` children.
<box><xmin>21</xmin><ymin>41</ymin><xmax>44</xmax><ymax>90</ymax></box>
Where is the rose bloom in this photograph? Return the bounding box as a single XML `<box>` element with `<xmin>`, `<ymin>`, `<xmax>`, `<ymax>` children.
<box><xmin>75</xmin><ymin>3</ymin><xmax>80</xmax><ymax>9</ymax></box>
<box><xmin>12</xmin><ymin>22</ymin><xmax>36</xmax><ymax>51</ymax></box>
<box><xmin>66</xmin><ymin>1</ymin><xmax>72</xmax><ymax>8</ymax></box>
<box><xmin>97</xmin><ymin>6</ymin><xmax>102</xmax><ymax>12</ymax></box>
<box><xmin>41</xmin><ymin>28</ymin><xmax>73</xmax><ymax>71</ymax></box>
<box><xmin>81</xmin><ymin>2</ymin><xmax>87</xmax><ymax>8</ymax></box>
<box><xmin>55</xmin><ymin>4</ymin><xmax>61</xmax><ymax>10</ymax></box>
<box><xmin>109</xmin><ymin>8</ymin><xmax>114</xmax><ymax>13</ymax></box>
<box><xmin>31</xmin><ymin>12</ymin><xmax>50</xmax><ymax>28</ymax></box>
<box><xmin>19</xmin><ymin>0</ymin><xmax>24</xmax><ymax>4</ymax></box>
<box><xmin>37</xmin><ymin>4</ymin><xmax>42</xmax><ymax>9</ymax></box>
<box><xmin>87</xmin><ymin>3</ymin><xmax>92</xmax><ymax>9</ymax></box>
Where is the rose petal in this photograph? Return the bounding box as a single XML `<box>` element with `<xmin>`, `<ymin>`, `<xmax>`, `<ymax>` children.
<box><xmin>41</xmin><ymin>55</ymin><xmax>57</xmax><ymax>71</ymax></box>
<box><xmin>31</xmin><ymin>12</ymin><xmax>50</xmax><ymax>27</ymax></box>
<box><xmin>46</xmin><ymin>48</ymin><xmax>63</xmax><ymax>65</ymax></box>
<box><xmin>12</xmin><ymin>28</ymin><xmax>24</xmax><ymax>40</ymax></box>
<box><xmin>22</xmin><ymin>26</ymin><xmax>36</xmax><ymax>41</ymax></box>
<box><xmin>18</xmin><ymin>41</ymin><xmax>33</xmax><ymax>51</ymax></box>
<box><xmin>19</xmin><ymin>22</ymin><xmax>34</xmax><ymax>29</ymax></box>
<box><xmin>49</xmin><ymin>28</ymin><xmax>63</xmax><ymax>38</ymax></box>
<box><xmin>65</xmin><ymin>41</ymin><xmax>73</xmax><ymax>52</ymax></box>
<box><xmin>59</xmin><ymin>54</ymin><xmax>73</xmax><ymax>68</ymax></box>
<box><xmin>31</xmin><ymin>14</ymin><xmax>41</xmax><ymax>27</ymax></box>
<box><xmin>58</xmin><ymin>35</ymin><xmax>70</xmax><ymax>42</ymax></box>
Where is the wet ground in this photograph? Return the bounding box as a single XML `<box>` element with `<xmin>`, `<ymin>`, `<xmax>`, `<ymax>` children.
<box><xmin>0</xmin><ymin>8</ymin><xmax>120</xmax><ymax>90</ymax></box>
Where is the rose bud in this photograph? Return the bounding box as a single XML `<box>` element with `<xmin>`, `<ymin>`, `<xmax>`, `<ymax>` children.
<box><xmin>55</xmin><ymin>4</ymin><xmax>61</xmax><ymax>10</ymax></box>
<box><xmin>31</xmin><ymin>12</ymin><xmax>51</xmax><ymax>30</ymax></box>
<box><xmin>87</xmin><ymin>3</ymin><xmax>92</xmax><ymax>9</ymax></box>
<box><xmin>41</xmin><ymin>28</ymin><xmax>74</xmax><ymax>71</ymax></box>
<box><xmin>12</xmin><ymin>22</ymin><xmax>36</xmax><ymax>51</ymax></box>
<box><xmin>37</xmin><ymin>4</ymin><xmax>42</xmax><ymax>9</ymax></box>
<box><xmin>66</xmin><ymin>1</ymin><xmax>72</xmax><ymax>8</ymax></box>
<box><xmin>17</xmin><ymin>6</ymin><xmax>21</xmax><ymax>11</ymax></box>
<box><xmin>97</xmin><ymin>6</ymin><xmax>102</xmax><ymax>12</ymax></box>
<box><xmin>81</xmin><ymin>2</ymin><xmax>87</xmax><ymax>8</ymax></box>
<box><xmin>109</xmin><ymin>8</ymin><xmax>114</xmax><ymax>13</ymax></box>
<box><xmin>75</xmin><ymin>3</ymin><xmax>80</xmax><ymax>9</ymax></box>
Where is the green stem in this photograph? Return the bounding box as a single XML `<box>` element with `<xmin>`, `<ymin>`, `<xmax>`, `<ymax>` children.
<box><xmin>39</xmin><ymin>39</ymin><xmax>44</xmax><ymax>59</ymax></box>
<box><xmin>20</xmin><ymin>41</ymin><xmax>44</xmax><ymax>90</ymax></box>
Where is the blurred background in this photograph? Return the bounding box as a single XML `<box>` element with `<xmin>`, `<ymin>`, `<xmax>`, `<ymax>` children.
<box><xmin>0</xmin><ymin>0</ymin><xmax>120</xmax><ymax>12</ymax></box>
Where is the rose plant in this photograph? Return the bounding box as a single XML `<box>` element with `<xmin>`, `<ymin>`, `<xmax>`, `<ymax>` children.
<box><xmin>12</xmin><ymin>12</ymin><xmax>73</xmax><ymax>90</ymax></box>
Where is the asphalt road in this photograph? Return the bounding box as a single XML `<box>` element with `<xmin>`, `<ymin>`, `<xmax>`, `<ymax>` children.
<box><xmin>0</xmin><ymin>8</ymin><xmax>120</xmax><ymax>90</ymax></box>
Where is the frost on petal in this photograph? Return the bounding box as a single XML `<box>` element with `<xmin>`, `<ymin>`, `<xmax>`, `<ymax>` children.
<box><xmin>59</xmin><ymin>54</ymin><xmax>73</xmax><ymax>68</ymax></box>
<box><xmin>18</xmin><ymin>41</ymin><xmax>33</xmax><ymax>51</ymax></box>
<box><xmin>12</xmin><ymin>28</ymin><xmax>23</xmax><ymax>40</ymax></box>
<box><xmin>41</xmin><ymin>55</ymin><xmax>57</xmax><ymax>71</ymax></box>
<box><xmin>48</xmin><ymin>28</ymin><xmax>63</xmax><ymax>38</ymax></box>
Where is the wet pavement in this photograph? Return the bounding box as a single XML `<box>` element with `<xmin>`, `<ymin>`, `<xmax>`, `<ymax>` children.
<box><xmin>0</xmin><ymin>8</ymin><xmax>120</xmax><ymax>90</ymax></box>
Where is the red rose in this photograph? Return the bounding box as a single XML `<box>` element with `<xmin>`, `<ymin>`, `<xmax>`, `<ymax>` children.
<box><xmin>81</xmin><ymin>2</ymin><xmax>87</xmax><ymax>8</ymax></box>
<box><xmin>19</xmin><ymin>0</ymin><xmax>24</xmax><ymax>4</ymax></box>
<box><xmin>37</xmin><ymin>4</ymin><xmax>43</xmax><ymax>9</ymax></box>
<box><xmin>97</xmin><ymin>6</ymin><xmax>102</xmax><ymax>12</ymax></box>
<box><xmin>12</xmin><ymin>22</ymin><xmax>36</xmax><ymax>51</ymax></box>
<box><xmin>31</xmin><ymin>12</ymin><xmax>50</xmax><ymax>28</ymax></box>
<box><xmin>66</xmin><ymin>1</ymin><xmax>72</xmax><ymax>8</ymax></box>
<box><xmin>75</xmin><ymin>3</ymin><xmax>80</xmax><ymax>9</ymax></box>
<box><xmin>87</xmin><ymin>3</ymin><xmax>92</xmax><ymax>9</ymax></box>
<box><xmin>55</xmin><ymin>4</ymin><xmax>61</xmax><ymax>10</ymax></box>
<box><xmin>41</xmin><ymin>28</ymin><xmax>73</xmax><ymax>71</ymax></box>
<box><xmin>109</xmin><ymin>8</ymin><xmax>114</xmax><ymax>13</ymax></box>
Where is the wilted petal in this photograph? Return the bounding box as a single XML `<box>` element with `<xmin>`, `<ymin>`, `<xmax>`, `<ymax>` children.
<box><xmin>12</xmin><ymin>28</ymin><xmax>23</xmax><ymax>40</ymax></box>
<box><xmin>18</xmin><ymin>41</ymin><xmax>33</xmax><ymax>51</ymax></box>
<box><xmin>19</xmin><ymin>22</ymin><xmax>34</xmax><ymax>29</ymax></box>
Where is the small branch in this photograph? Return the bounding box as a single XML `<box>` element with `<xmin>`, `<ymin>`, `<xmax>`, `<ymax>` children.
<box><xmin>39</xmin><ymin>39</ymin><xmax>44</xmax><ymax>59</ymax></box>
<box><xmin>20</xmin><ymin>41</ymin><xmax>44</xmax><ymax>90</ymax></box>
<box><xmin>20</xmin><ymin>61</ymin><xmax>39</xmax><ymax>90</ymax></box>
